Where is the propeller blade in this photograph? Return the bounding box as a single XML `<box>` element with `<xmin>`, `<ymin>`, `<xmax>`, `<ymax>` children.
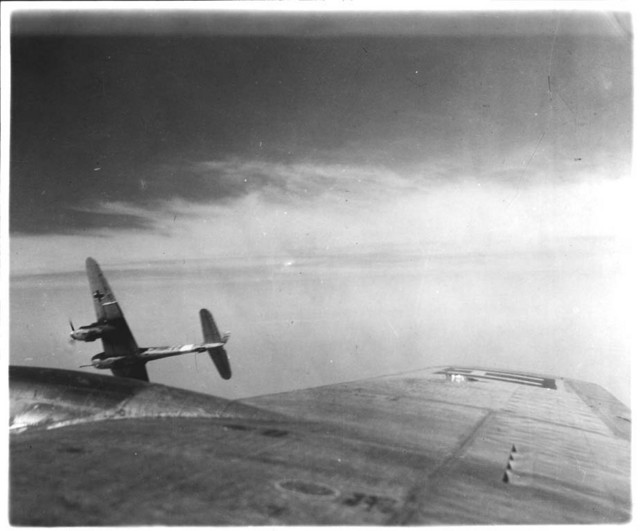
<box><xmin>68</xmin><ymin>320</ymin><xmax>77</xmax><ymax>343</ymax></box>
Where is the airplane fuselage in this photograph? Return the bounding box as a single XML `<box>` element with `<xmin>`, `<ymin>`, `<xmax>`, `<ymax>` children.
<box><xmin>90</xmin><ymin>343</ymin><xmax>226</xmax><ymax>369</ymax></box>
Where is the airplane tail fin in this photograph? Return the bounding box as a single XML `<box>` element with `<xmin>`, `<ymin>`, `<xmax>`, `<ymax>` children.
<box><xmin>200</xmin><ymin>309</ymin><xmax>232</xmax><ymax>380</ymax></box>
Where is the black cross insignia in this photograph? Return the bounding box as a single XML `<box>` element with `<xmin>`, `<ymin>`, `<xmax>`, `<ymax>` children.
<box><xmin>93</xmin><ymin>290</ymin><xmax>105</xmax><ymax>301</ymax></box>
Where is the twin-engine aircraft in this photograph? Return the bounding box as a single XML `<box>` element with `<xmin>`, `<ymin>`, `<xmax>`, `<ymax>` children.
<box><xmin>70</xmin><ymin>257</ymin><xmax>231</xmax><ymax>382</ymax></box>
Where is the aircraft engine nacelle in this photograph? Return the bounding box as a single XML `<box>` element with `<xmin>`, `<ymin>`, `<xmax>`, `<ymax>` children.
<box><xmin>70</xmin><ymin>324</ymin><xmax>115</xmax><ymax>342</ymax></box>
<box><xmin>90</xmin><ymin>354</ymin><xmax>123</xmax><ymax>369</ymax></box>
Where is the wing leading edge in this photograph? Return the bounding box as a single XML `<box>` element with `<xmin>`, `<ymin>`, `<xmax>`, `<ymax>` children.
<box><xmin>9</xmin><ymin>365</ymin><xmax>630</xmax><ymax>525</ymax></box>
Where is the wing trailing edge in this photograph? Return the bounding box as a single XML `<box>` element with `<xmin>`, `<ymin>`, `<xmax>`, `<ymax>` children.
<box><xmin>111</xmin><ymin>363</ymin><xmax>150</xmax><ymax>382</ymax></box>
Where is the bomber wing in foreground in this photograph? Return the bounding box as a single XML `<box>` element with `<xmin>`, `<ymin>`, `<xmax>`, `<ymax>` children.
<box><xmin>9</xmin><ymin>364</ymin><xmax>630</xmax><ymax>525</ymax></box>
<box><xmin>69</xmin><ymin>257</ymin><xmax>231</xmax><ymax>381</ymax></box>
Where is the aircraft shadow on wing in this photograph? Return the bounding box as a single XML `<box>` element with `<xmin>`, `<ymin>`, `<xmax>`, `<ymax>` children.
<box><xmin>69</xmin><ymin>257</ymin><xmax>231</xmax><ymax>382</ymax></box>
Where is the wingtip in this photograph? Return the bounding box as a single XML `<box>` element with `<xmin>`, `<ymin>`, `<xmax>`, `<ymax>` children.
<box><xmin>85</xmin><ymin>257</ymin><xmax>105</xmax><ymax>275</ymax></box>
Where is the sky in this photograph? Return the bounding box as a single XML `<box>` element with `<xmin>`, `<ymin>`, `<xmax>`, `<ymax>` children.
<box><xmin>5</xmin><ymin>6</ymin><xmax>633</xmax><ymax>404</ymax></box>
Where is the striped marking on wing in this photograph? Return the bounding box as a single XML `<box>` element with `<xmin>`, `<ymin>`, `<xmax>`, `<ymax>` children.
<box><xmin>437</xmin><ymin>367</ymin><xmax>557</xmax><ymax>390</ymax></box>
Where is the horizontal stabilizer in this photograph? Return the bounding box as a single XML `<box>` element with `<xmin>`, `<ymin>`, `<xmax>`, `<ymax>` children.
<box><xmin>200</xmin><ymin>308</ymin><xmax>222</xmax><ymax>343</ymax></box>
<box><xmin>207</xmin><ymin>347</ymin><xmax>231</xmax><ymax>380</ymax></box>
<box><xmin>200</xmin><ymin>309</ymin><xmax>232</xmax><ymax>380</ymax></box>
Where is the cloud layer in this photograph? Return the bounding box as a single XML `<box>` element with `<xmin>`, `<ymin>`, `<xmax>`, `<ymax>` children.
<box><xmin>11</xmin><ymin>156</ymin><xmax>630</xmax><ymax>275</ymax></box>
<box><xmin>10</xmin><ymin>12</ymin><xmax>631</xmax><ymax>237</ymax></box>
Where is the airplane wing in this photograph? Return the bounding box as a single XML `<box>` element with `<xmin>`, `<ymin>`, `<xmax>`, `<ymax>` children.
<box><xmin>85</xmin><ymin>257</ymin><xmax>140</xmax><ymax>359</ymax></box>
<box><xmin>9</xmin><ymin>365</ymin><xmax>630</xmax><ymax>525</ymax></box>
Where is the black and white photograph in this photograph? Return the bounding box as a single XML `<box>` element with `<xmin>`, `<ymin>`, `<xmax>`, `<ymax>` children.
<box><xmin>4</xmin><ymin>3</ymin><xmax>633</xmax><ymax>525</ymax></box>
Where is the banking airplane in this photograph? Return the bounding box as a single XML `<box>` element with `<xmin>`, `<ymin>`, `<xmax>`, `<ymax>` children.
<box><xmin>69</xmin><ymin>257</ymin><xmax>231</xmax><ymax>381</ymax></box>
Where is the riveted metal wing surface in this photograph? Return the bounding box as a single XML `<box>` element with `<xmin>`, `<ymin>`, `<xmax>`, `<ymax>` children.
<box><xmin>9</xmin><ymin>365</ymin><xmax>630</xmax><ymax>525</ymax></box>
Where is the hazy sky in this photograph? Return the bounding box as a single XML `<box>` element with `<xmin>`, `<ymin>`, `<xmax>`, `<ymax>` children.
<box><xmin>7</xmin><ymin>7</ymin><xmax>632</xmax><ymax>404</ymax></box>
